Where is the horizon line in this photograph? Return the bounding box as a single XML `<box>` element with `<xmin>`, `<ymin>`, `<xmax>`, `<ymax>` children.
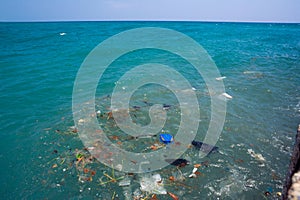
<box><xmin>1</xmin><ymin>19</ymin><xmax>300</xmax><ymax>24</ymax></box>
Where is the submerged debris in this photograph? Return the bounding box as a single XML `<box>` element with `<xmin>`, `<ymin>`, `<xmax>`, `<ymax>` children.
<box><xmin>191</xmin><ymin>140</ymin><xmax>219</xmax><ymax>153</ymax></box>
<box><xmin>165</xmin><ymin>158</ymin><xmax>190</xmax><ymax>167</ymax></box>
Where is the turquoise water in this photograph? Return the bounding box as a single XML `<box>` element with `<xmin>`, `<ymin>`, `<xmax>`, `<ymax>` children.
<box><xmin>1</xmin><ymin>21</ymin><xmax>300</xmax><ymax>199</ymax></box>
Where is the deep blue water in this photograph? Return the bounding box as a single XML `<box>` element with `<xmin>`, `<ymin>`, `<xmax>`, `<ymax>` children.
<box><xmin>1</xmin><ymin>21</ymin><xmax>300</xmax><ymax>199</ymax></box>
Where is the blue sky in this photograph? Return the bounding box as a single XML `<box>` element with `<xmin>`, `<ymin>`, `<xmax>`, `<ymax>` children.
<box><xmin>1</xmin><ymin>0</ymin><xmax>299</xmax><ymax>22</ymax></box>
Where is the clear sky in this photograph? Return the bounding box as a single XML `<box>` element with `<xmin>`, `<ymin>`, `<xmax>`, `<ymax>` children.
<box><xmin>0</xmin><ymin>0</ymin><xmax>299</xmax><ymax>22</ymax></box>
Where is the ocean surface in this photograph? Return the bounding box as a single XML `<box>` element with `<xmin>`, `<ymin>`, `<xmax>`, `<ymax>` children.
<box><xmin>0</xmin><ymin>21</ymin><xmax>300</xmax><ymax>199</ymax></box>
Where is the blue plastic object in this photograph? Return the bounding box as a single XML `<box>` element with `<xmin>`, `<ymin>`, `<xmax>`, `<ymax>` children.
<box><xmin>267</xmin><ymin>186</ymin><xmax>273</xmax><ymax>193</ymax></box>
<box><xmin>159</xmin><ymin>133</ymin><xmax>173</xmax><ymax>144</ymax></box>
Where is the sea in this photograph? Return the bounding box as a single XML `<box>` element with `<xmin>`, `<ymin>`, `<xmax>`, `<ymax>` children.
<box><xmin>0</xmin><ymin>21</ymin><xmax>299</xmax><ymax>199</ymax></box>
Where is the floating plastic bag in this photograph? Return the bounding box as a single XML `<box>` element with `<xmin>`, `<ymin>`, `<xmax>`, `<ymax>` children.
<box><xmin>140</xmin><ymin>174</ymin><xmax>167</xmax><ymax>194</ymax></box>
<box><xmin>159</xmin><ymin>133</ymin><xmax>173</xmax><ymax>144</ymax></box>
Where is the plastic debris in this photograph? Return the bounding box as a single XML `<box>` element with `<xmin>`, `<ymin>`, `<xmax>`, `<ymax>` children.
<box><xmin>90</xmin><ymin>170</ymin><xmax>96</xmax><ymax>176</ymax></box>
<box><xmin>192</xmin><ymin>167</ymin><xmax>198</xmax><ymax>174</ymax></box>
<box><xmin>140</xmin><ymin>174</ymin><xmax>167</xmax><ymax>194</ymax></box>
<box><xmin>276</xmin><ymin>191</ymin><xmax>282</xmax><ymax>197</ymax></box>
<box><xmin>188</xmin><ymin>173</ymin><xmax>197</xmax><ymax>178</ymax></box>
<box><xmin>159</xmin><ymin>133</ymin><xmax>173</xmax><ymax>144</ymax></box>
<box><xmin>221</xmin><ymin>92</ymin><xmax>233</xmax><ymax>99</ymax></box>
<box><xmin>189</xmin><ymin>164</ymin><xmax>201</xmax><ymax>178</ymax></box>
<box><xmin>46</xmin><ymin>92</ymin><xmax>283</xmax><ymax>199</ymax></box>
<box><xmin>115</xmin><ymin>164</ymin><xmax>123</xmax><ymax>171</ymax></box>
<box><xmin>133</xmin><ymin>188</ymin><xmax>143</xmax><ymax>199</ymax></box>
<box><xmin>216</xmin><ymin>76</ymin><xmax>227</xmax><ymax>81</ymax></box>
<box><xmin>165</xmin><ymin>158</ymin><xmax>189</xmax><ymax>167</ymax></box>
<box><xmin>118</xmin><ymin>178</ymin><xmax>131</xmax><ymax>187</ymax></box>
<box><xmin>162</xmin><ymin>104</ymin><xmax>171</xmax><ymax>110</ymax></box>
<box><xmin>150</xmin><ymin>145</ymin><xmax>158</xmax><ymax>150</ymax></box>
<box><xmin>68</xmin><ymin>126</ymin><xmax>78</xmax><ymax>133</ymax></box>
<box><xmin>244</xmin><ymin>179</ymin><xmax>255</xmax><ymax>188</ymax></box>
<box><xmin>267</xmin><ymin>186</ymin><xmax>273</xmax><ymax>193</ymax></box>
<box><xmin>264</xmin><ymin>191</ymin><xmax>271</xmax><ymax>196</ymax></box>
<box><xmin>247</xmin><ymin>149</ymin><xmax>266</xmax><ymax>162</ymax></box>
<box><xmin>194</xmin><ymin>164</ymin><xmax>201</xmax><ymax>168</ymax></box>
<box><xmin>76</xmin><ymin>153</ymin><xmax>84</xmax><ymax>159</ymax></box>
<box><xmin>99</xmin><ymin>169</ymin><xmax>124</xmax><ymax>186</ymax></box>
<box><xmin>167</xmin><ymin>191</ymin><xmax>179</xmax><ymax>200</ymax></box>
<box><xmin>78</xmin><ymin>119</ymin><xmax>85</xmax><ymax>124</ymax></box>
<box><xmin>147</xmin><ymin>142</ymin><xmax>165</xmax><ymax>151</ymax></box>
<box><xmin>52</xmin><ymin>163</ymin><xmax>58</xmax><ymax>168</ymax></box>
<box><xmin>122</xmin><ymin>185</ymin><xmax>133</xmax><ymax>200</ymax></box>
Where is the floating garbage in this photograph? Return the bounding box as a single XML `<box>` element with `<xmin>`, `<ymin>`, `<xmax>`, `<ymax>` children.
<box><xmin>192</xmin><ymin>167</ymin><xmax>198</xmax><ymax>173</ymax></box>
<box><xmin>159</xmin><ymin>133</ymin><xmax>173</xmax><ymax>144</ymax></box>
<box><xmin>264</xmin><ymin>191</ymin><xmax>271</xmax><ymax>196</ymax></box>
<box><xmin>244</xmin><ymin>179</ymin><xmax>256</xmax><ymax>188</ymax></box>
<box><xmin>188</xmin><ymin>164</ymin><xmax>201</xmax><ymax>178</ymax></box>
<box><xmin>194</xmin><ymin>164</ymin><xmax>201</xmax><ymax>168</ymax></box>
<box><xmin>165</xmin><ymin>158</ymin><xmax>189</xmax><ymax>167</ymax></box>
<box><xmin>221</xmin><ymin>92</ymin><xmax>233</xmax><ymax>99</ymax></box>
<box><xmin>188</xmin><ymin>173</ymin><xmax>197</xmax><ymax>178</ymax></box>
<box><xmin>148</xmin><ymin>143</ymin><xmax>165</xmax><ymax>151</ymax></box>
<box><xmin>162</xmin><ymin>104</ymin><xmax>171</xmax><ymax>110</ymax></box>
<box><xmin>140</xmin><ymin>174</ymin><xmax>167</xmax><ymax>194</ymax></box>
<box><xmin>169</xmin><ymin>176</ymin><xmax>176</xmax><ymax>181</ymax></box>
<box><xmin>99</xmin><ymin>169</ymin><xmax>124</xmax><ymax>186</ymax></box>
<box><xmin>52</xmin><ymin>163</ymin><xmax>58</xmax><ymax>168</ymax></box>
<box><xmin>133</xmin><ymin>188</ymin><xmax>143</xmax><ymax>199</ymax></box>
<box><xmin>276</xmin><ymin>192</ymin><xmax>282</xmax><ymax>197</ymax></box>
<box><xmin>216</xmin><ymin>76</ymin><xmax>227</xmax><ymax>81</ymax></box>
<box><xmin>118</xmin><ymin>178</ymin><xmax>131</xmax><ymax>187</ymax></box>
<box><xmin>167</xmin><ymin>191</ymin><xmax>179</xmax><ymax>200</ymax></box>
<box><xmin>78</xmin><ymin>119</ymin><xmax>85</xmax><ymax>124</ymax></box>
<box><xmin>132</xmin><ymin>105</ymin><xmax>141</xmax><ymax>110</ymax></box>
<box><xmin>247</xmin><ymin>149</ymin><xmax>266</xmax><ymax>162</ymax></box>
